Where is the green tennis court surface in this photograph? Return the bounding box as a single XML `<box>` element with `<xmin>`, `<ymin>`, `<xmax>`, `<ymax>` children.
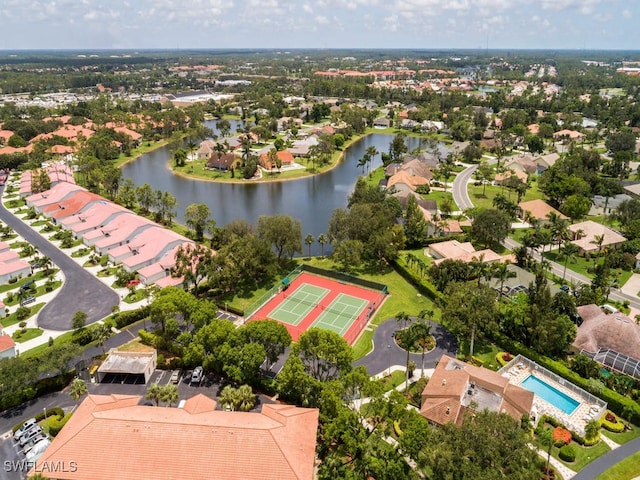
<box><xmin>310</xmin><ymin>293</ymin><xmax>369</xmax><ymax>335</ymax></box>
<box><xmin>267</xmin><ymin>283</ymin><xmax>329</xmax><ymax>326</ymax></box>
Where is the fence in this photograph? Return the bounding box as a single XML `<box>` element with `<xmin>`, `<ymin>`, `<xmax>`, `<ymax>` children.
<box><xmin>243</xmin><ymin>265</ymin><xmax>303</xmax><ymax>320</ymax></box>
<box><xmin>301</xmin><ymin>264</ymin><xmax>388</xmax><ymax>294</ymax></box>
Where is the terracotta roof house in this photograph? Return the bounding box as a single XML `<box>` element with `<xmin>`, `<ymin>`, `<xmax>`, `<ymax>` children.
<box><xmin>60</xmin><ymin>202</ymin><xmax>128</xmax><ymax>236</ymax></box>
<box><xmin>136</xmin><ymin>243</ymin><xmax>188</xmax><ymax>286</ymax></box>
<box><xmin>427</xmin><ymin>240</ymin><xmax>505</xmax><ymax>264</ymax></box>
<box><xmin>197</xmin><ymin>140</ymin><xmax>217</xmax><ymax>160</ymax></box>
<box><xmin>420</xmin><ymin>208</ymin><xmax>463</xmax><ymax>237</ymax></box>
<box><xmin>421</xmin><ymin>355</ymin><xmax>534</xmax><ymax>427</ymax></box>
<box><xmin>42</xmin><ymin>191</ymin><xmax>105</xmax><ymax>222</ymax></box>
<box><xmin>289</xmin><ymin>135</ymin><xmax>319</xmax><ymax>157</ymax></box>
<box><xmin>0</xmin><ymin>324</ymin><xmax>16</xmax><ymax>358</ymax></box>
<box><xmin>26</xmin><ymin>182</ymin><xmax>86</xmax><ymax>210</ymax></box>
<box><xmin>0</xmin><ymin>256</ymin><xmax>30</xmax><ymax>285</ymax></box>
<box><xmin>90</xmin><ymin>215</ymin><xmax>156</xmax><ymax>254</ymax></box>
<box><xmin>494</xmin><ymin>169</ymin><xmax>528</xmax><ymax>185</ymax></box>
<box><xmin>0</xmin><ymin>130</ymin><xmax>13</xmax><ymax>145</ymax></box>
<box><xmin>574</xmin><ymin>304</ymin><xmax>640</xmax><ymax>364</ymax></box>
<box><xmin>259</xmin><ymin>150</ymin><xmax>295</xmax><ymax>170</ymax></box>
<box><xmin>34</xmin><ymin>393</ymin><xmax>319</xmax><ymax>480</ymax></box>
<box><xmin>518</xmin><ymin>199</ymin><xmax>567</xmax><ymax>222</ymax></box>
<box><xmin>553</xmin><ymin>129</ymin><xmax>585</xmax><ymax>141</ymax></box>
<box><xmin>400</xmin><ymin>158</ymin><xmax>433</xmax><ymax>180</ymax></box>
<box><xmin>505</xmin><ymin>155</ymin><xmax>538</xmax><ymax>174</ymax></box>
<box><xmin>207</xmin><ymin>152</ymin><xmax>237</xmax><ymax>171</ymax></box>
<box><xmin>20</xmin><ymin>164</ymin><xmax>75</xmax><ymax>198</ymax></box>
<box><xmin>387</xmin><ymin>170</ymin><xmax>430</xmax><ymax>192</ymax></box>
<box><xmin>111</xmin><ymin>227</ymin><xmax>189</xmax><ymax>271</ymax></box>
<box><xmin>568</xmin><ymin>220</ymin><xmax>627</xmax><ymax>254</ymax></box>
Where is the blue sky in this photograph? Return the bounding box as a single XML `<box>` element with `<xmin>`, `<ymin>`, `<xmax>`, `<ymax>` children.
<box><xmin>0</xmin><ymin>0</ymin><xmax>638</xmax><ymax>50</ymax></box>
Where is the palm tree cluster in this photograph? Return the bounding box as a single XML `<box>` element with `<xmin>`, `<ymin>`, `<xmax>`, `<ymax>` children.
<box><xmin>218</xmin><ymin>384</ymin><xmax>256</xmax><ymax>412</ymax></box>
<box><xmin>145</xmin><ymin>382</ymin><xmax>179</xmax><ymax>407</ymax></box>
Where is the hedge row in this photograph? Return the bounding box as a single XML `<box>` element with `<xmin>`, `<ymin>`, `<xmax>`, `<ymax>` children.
<box><xmin>114</xmin><ymin>305</ymin><xmax>150</xmax><ymax>329</ymax></box>
<box><xmin>538</xmin><ymin>414</ymin><xmax>596</xmax><ymax>446</ymax></box>
<box><xmin>493</xmin><ymin>332</ymin><xmax>640</xmax><ymax>425</ymax></box>
<box><xmin>12</xmin><ymin>407</ymin><xmax>64</xmax><ymax>433</ymax></box>
<box><xmin>391</xmin><ymin>258</ymin><xmax>443</xmax><ymax>303</ymax></box>
<box><xmin>49</xmin><ymin>413</ymin><xmax>73</xmax><ymax>437</ymax></box>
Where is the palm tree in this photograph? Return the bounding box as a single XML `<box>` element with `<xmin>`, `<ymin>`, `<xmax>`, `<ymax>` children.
<box><xmin>538</xmin><ymin>427</ymin><xmax>554</xmax><ymax>476</ymax></box>
<box><xmin>219</xmin><ymin>385</ymin><xmax>241</xmax><ymax>411</ymax></box>
<box><xmin>304</xmin><ymin>233</ymin><xmax>314</xmax><ymax>257</ymax></box>
<box><xmin>494</xmin><ymin>261</ymin><xmax>516</xmax><ymax>295</ymax></box>
<box><xmin>591</xmin><ymin>233</ymin><xmax>605</xmax><ymax>254</ymax></box>
<box><xmin>69</xmin><ymin>378</ymin><xmax>88</xmax><ymax>403</ymax></box>
<box><xmin>145</xmin><ymin>382</ymin><xmax>162</xmax><ymax>406</ymax></box>
<box><xmin>97</xmin><ymin>323</ymin><xmax>113</xmax><ymax>356</ymax></box>
<box><xmin>410</xmin><ymin>320</ymin><xmax>432</xmax><ymax>378</ymax></box>
<box><xmin>585</xmin><ymin>419</ymin><xmax>600</xmax><ymax>441</ymax></box>
<box><xmin>317</xmin><ymin>233</ymin><xmax>328</xmax><ymax>257</ymax></box>
<box><xmin>160</xmin><ymin>383</ymin><xmax>179</xmax><ymax>407</ymax></box>
<box><xmin>470</xmin><ymin>254</ymin><xmax>488</xmax><ymax>287</ymax></box>
<box><xmin>357</xmin><ymin>155</ymin><xmax>368</xmax><ymax>174</ymax></box>
<box><xmin>237</xmin><ymin>384</ymin><xmax>256</xmax><ymax>412</ymax></box>
<box><xmin>365</xmin><ymin>146</ymin><xmax>378</xmax><ymax>174</ymax></box>
<box><xmin>560</xmin><ymin>242</ymin><xmax>580</xmax><ymax>281</ymax></box>
<box><xmin>536</xmin><ymin>228</ymin><xmax>552</xmax><ymax>255</ymax></box>
<box><xmin>397</xmin><ymin>325</ymin><xmax>419</xmax><ymax>387</ymax></box>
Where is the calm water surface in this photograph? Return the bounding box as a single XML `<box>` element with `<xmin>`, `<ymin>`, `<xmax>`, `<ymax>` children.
<box><xmin>121</xmin><ymin>129</ymin><xmax>424</xmax><ymax>254</ymax></box>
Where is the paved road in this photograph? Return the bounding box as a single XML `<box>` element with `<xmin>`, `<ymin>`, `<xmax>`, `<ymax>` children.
<box><xmin>451</xmin><ymin>163</ymin><xmax>477</xmax><ymax>211</ymax></box>
<box><xmin>354</xmin><ymin>318</ymin><xmax>458</xmax><ymax>376</ymax></box>
<box><xmin>0</xmin><ymin>189</ymin><xmax>119</xmax><ymax>330</ymax></box>
<box><xmin>572</xmin><ymin>435</ymin><xmax>640</xmax><ymax>480</ymax></box>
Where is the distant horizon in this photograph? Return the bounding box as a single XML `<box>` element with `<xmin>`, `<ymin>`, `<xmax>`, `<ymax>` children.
<box><xmin>0</xmin><ymin>1</ymin><xmax>638</xmax><ymax>52</ymax></box>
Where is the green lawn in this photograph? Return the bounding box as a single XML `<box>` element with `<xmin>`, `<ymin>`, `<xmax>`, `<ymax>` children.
<box><xmin>510</xmin><ymin>227</ymin><xmax>535</xmax><ymax>244</ymax></box>
<box><xmin>3</xmin><ymin>281</ymin><xmax>61</xmax><ymax>307</ymax></box>
<box><xmin>551</xmin><ymin>439</ymin><xmax>610</xmax><ymax>471</ymax></box>
<box><xmin>544</xmin><ymin>251</ymin><xmax>633</xmax><ymax>286</ymax></box>
<box><xmin>114</xmin><ymin>140</ymin><xmax>168</xmax><ymax>168</ymax></box>
<box><xmin>601</xmin><ymin>424</ymin><xmax>640</xmax><ymax>444</ymax></box>
<box><xmin>12</xmin><ymin>328</ymin><xmax>44</xmax><ymax>343</ymax></box>
<box><xmin>466</xmin><ymin>339</ymin><xmax>502</xmax><ymax>371</ymax></box>
<box><xmin>468</xmin><ymin>180</ymin><xmax>546</xmax><ymax>211</ymax></box>
<box><xmin>0</xmin><ymin>271</ymin><xmax>49</xmax><ymax>294</ymax></box>
<box><xmin>21</xmin><ymin>330</ymin><xmax>76</xmax><ymax>358</ymax></box>
<box><xmin>594</xmin><ymin>451</ymin><xmax>640</xmax><ymax>480</ymax></box>
<box><xmin>423</xmin><ymin>190</ymin><xmax>454</xmax><ymax>206</ymax></box>
<box><xmin>2</xmin><ymin>303</ymin><xmax>45</xmax><ymax>327</ymax></box>
<box><xmin>379</xmin><ymin>370</ymin><xmax>407</xmax><ymax>392</ymax></box>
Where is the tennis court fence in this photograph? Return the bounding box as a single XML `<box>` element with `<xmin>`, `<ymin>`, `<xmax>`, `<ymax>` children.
<box><xmin>243</xmin><ymin>265</ymin><xmax>303</xmax><ymax>320</ymax></box>
<box><xmin>301</xmin><ymin>265</ymin><xmax>388</xmax><ymax>294</ymax></box>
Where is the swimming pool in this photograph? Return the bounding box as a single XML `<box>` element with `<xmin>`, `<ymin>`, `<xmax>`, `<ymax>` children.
<box><xmin>520</xmin><ymin>375</ymin><xmax>580</xmax><ymax>415</ymax></box>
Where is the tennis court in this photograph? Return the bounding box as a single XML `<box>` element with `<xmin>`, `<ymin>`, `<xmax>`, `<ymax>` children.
<box><xmin>248</xmin><ymin>271</ymin><xmax>387</xmax><ymax>344</ymax></box>
<box><xmin>310</xmin><ymin>293</ymin><xmax>369</xmax><ymax>336</ymax></box>
<box><xmin>266</xmin><ymin>283</ymin><xmax>329</xmax><ymax>326</ymax></box>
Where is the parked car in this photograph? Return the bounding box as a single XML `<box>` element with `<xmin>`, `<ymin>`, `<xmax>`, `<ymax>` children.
<box><xmin>25</xmin><ymin>438</ymin><xmax>51</xmax><ymax>466</ymax></box>
<box><xmin>19</xmin><ymin>426</ymin><xmax>44</xmax><ymax>447</ymax></box>
<box><xmin>21</xmin><ymin>432</ymin><xmax>48</xmax><ymax>454</ymax></box>
<box><xmin>14</xmin><ymin>418</ymin><xmax>37</xmax><ymax>441</ymax></box>
<box><xmin>191</xmin><ymin>366</ymin><xmax>203</xmax><ymax>384</ymax></box>
<box><xmin>126</xmin><ymin>279</ymin><xmax>141</xmax><ymax>288</ymax></box>
<box><xmin>170</xmin><ymin>370</ymin><xmax>180</xmax><ymax>384</ymax></box>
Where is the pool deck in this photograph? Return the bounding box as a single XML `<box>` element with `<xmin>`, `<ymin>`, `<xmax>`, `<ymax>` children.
<box><xmin>503</xmin><ymin>362</ymin><xmax>605</xmax><ymax>435</ymax></box>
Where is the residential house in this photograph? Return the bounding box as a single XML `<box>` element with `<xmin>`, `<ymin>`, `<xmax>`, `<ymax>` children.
<box><xmin>568</xmin><ymin>220</ymin><xmax>627</xmax><ymax>255</ymax></box>
<box><xmin>636</xmin><ymin>252</ymin><xmax>640</xmax><ymax>269</ymax></box>
<box><xmin>574</xmin><ymin>304</ymin><xmax>640</xmax><ymax>378</ymax></box>
<box><xmin>0</xmin><ymin>251</ymin><xmax>31</xmax><ymax>284</ymax></box>
<box><xmin>259</xmin><ymin>150</ymin><xmax>295</xmax><ymax>170</ymax></box>
<box><xmin>42</xmin><ymin>191</ymin><xmax>105</xmax><ymax>222</ymax></box>
<box><xmin>493</xmin><ymin>168</ymin><xmax>528</xmax><ymax>186</ymax></box>
<box><xmin>289</xmin><ymin>135</ymin><xmax>319</xmax><ymax>157</ymax></box>
<box><xmin>623</xmin><ymin>183</ymin><xmax>640</xmax><ymax>200</ymax></box>
<box><xmin>534</xmin><ymin>153</ymin><xmax>560</xmax><ymax>172</ymax></box>
<box><xmin>373</xmin><ymin>117</ymin><xmax>391</xmax><ymax>129</ymax></box>
<box><xmin>34</xmin><ymin>393</ymin><xmax>319</xmax><ymax>480</ymax></box>
<box><xmin>553</xmin><ymin>129</ymin><xmax>585</xmax><ymax>141</ymax></box>
<box><xmin>420</xmin><ymin>355</ymin><xmax>534</xmax><ymax>427</ymax></box>
<box><xmin>517</xmin><ymin>199</ymin><xmax>567</xmax><ymax>223</ymax></box>
<box><xmin>197</xmin><ymin>140</ymin><xmax>217</xmax><ymax>160</ymax></box>
<box><xmin>113</xmin><ymin>228</ymin><xmax>189</xmax><ymax>271</ymax></box>
<box><xmin>427</xmin><ymin>239</ymin><xmax>504</xmax><ymax>264</ymax></box>
<box><xmin>61</xmin><ymin>202</ymin><xmax>129</xmax><ymax>237</ymax></box>
<box><xmin>505</xmin><ymin>155</ymin><xmax>538</xmax><ymax>175</ymax></box>
<box><xmin>0</xmin><ymin>324</ymin><xmax>16</xmax><ymax>359</ymax></box>
<box><xmin>90</xmin><ymin>215</ymin><xmax>156</xmax><ymax>254</ymax></box>
<box><xmin>387</xmin><ymin>170</ymin><xmax>429</xmax><ymax>192</ymax></box>
<box><xmin>420</xmin><ymin>207</ymin><xmax>463</xmax><ymax>237</ymax></box>
<box><xmin>207</xmin><ymin>152</ymin><xmax>237</xmax><ymax>171</ymax></box>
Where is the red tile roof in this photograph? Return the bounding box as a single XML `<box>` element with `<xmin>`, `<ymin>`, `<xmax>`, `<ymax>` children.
<box><xmin>35</xmin><ymin>394</ymin><xmax>318</xmax><ymax>480</ymax></box>
<box><xmin>0</xmin><ymin>334</ymin><xmax>16</xmax><ymax>353</ymax></box>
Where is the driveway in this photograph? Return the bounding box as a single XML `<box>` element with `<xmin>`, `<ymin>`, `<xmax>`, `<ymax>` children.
<box><xmin>0</xmin><ymin>188</ymin><xmax>119</xmax><ymax>330</ymax></box>
<box><xmin>621</xmin><ymin>273</ymin><xmax>640</xmax><ymax>298</ymax></box>
<box><xmin>354</xmin><ymin>318</ymin><xmax>458</xmax><ymax>376</ymax></box>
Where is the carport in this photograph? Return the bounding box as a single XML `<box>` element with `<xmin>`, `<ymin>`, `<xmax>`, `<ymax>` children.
<box><xmin>97</xmin><ymin>349</ymin><xmax>157</xmax><ymax>384</ymax></box>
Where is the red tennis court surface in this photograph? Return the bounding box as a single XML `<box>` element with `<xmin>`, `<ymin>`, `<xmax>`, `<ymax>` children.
<box><xmin>248</xmin><ymin>271</ymin><xmax>385</xmax><ymax>344</ymax></box>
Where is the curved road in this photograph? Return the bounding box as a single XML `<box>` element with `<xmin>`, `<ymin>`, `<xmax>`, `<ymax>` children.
<box><xmin>354</xmin><ymin>318</ymin><xmax>458</xmax><ymax>376</ymax></box>
<box><xmin>0</xmin><ymin>189</ymin><xmax>119</xmax><ymax>330</ymax></box>
<box><xmin>451</xmin><ymin>163</ymin><xmax>478</xmax><ymax>211</ymax></box>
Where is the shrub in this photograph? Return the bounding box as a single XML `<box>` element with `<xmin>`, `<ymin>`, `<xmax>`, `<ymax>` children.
<box><xmin>138</xmin><ymin>329</ymin><xmax>157</xmax><ymax>346</ymax></box>
<box><xmin>12</xmin><ymin>408</ymin><xmax>64</xmax><ymax>433</ymax></box>
<box><xmin>114</xmin><ymin>305</ymin><xmax>150</xmax><ymax>329</ymax></box>
<box><xmin>393</xmin><ymin>420</ymin><xmax>403</xmax><ymax>436</ymax></box>
<box><xmin>49</xmin><ymin>413</ymin><xmax>73</xmax><ymax>437</ymax></box>
<box><xmin>15</xmin><ymin>306</ymin><xmax>31</xmax><ymax>321</ymax></box>
<box><xmin>8</xmin><ymin>277</ymin><xmax>18</xmax><ymax>284</ymax></box>
<box><xmin>601</xmin><ymin>410</ymin><xmax>625</xmax><ymax>432</ymax></box>
<box><xmin>558</xmin><ymin>445</ymin><xmax>576</xmax><ymax>462</ymax></box>
<box><xmin>156</xmin><ymin>354</ymin><xmax>166</xmax><ymax>368</ymax></box>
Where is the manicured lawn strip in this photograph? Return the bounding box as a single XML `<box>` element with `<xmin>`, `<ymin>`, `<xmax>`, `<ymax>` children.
<box><xmin>466</xmin><ymin>340</ymin><xmax>502</xmax><ymax>371</ymax></box>
<box><xmin>0</xmin><ymin>271</ymin><xmax>49</xmax><ymax>294</ymax></box>
<box><xmin>379</xmin><ymin>370</ymin><xmax>407</xmax><ymax>392</ymax></box>
<box><xmin>13</xmin><ymin>328</ymin><xmax>44</xmax><ymax>343</ymax></box>
<box><xmin>468</xmin><ymin>180</ymin><xmax>545</xmax><ymax>211</ymax></box>
<box><xmin>594</xmin><ymin>451</ymin><xmax>640</xmax><ymax>480</ymax></box>
<box><xmin>4</xmin><ymin>281</ymin><xmax>62</xmax><ymax>306</ymax></box>
<box><xmin>544</xmin><ymin>251</ymin><xmax>632</xmax><ymax>286</ymax></box>
<box><xmin>423</xmin><ymin>190</ymin><xmax>454</xmax><ymax>206</ymax></box>
<box><xmin>510</xmin><ymin>227</ymin><xmax>535</xmax><ymax>244</ymax></box>
<box><xmin>21</xmin><ymin>330</ymin><xmax>76</xmax><ymax>358</ymax></box>
<box><xmin>551</xmin><ymin>439</ymin><xmax>610</xmax><ymax>471</ymax></box>
<box><xmin>114</xmin><ymin>140</ymin><xmax>168</xmax><ymax>168</ymax></box>
<box><xmin>601</xmin><ymin>425</ymin><xmax>640</xmax><ymax>444</ymax></box>
<box><xmin>2</xmin><ymin>303</ymin><xmax>45</xmax><ymax>327</ymax></box>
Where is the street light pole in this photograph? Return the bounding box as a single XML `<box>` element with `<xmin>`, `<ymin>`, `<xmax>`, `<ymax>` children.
<box><xmin>387</xmin><ymin>344</ymin><xmax>391</xmax><ymax>377</ymax></box>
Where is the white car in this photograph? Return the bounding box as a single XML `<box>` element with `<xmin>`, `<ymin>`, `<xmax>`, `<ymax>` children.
<box><xmin>14</xmin><ymin>418</ymin><xmax>37</xmax><ymax>442</ymax></box>
<box><xmin>191</xmin><ymin>366</ymin><xmax>203</xmax><ymax>384</ymax></box>
<box><xmin>19</xmin><ymin>426</ymin><xmax>44</xmax><ymax>447</ymax></box>
<box><xmin>25</xmin><ymin>439</ymin><xmax>51</xmax><ymax>466</ymax></box>
<box><xmin>600</xmin><ymin>304</ymin><xmax>619</xmax><ymax>314</ymax></box>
